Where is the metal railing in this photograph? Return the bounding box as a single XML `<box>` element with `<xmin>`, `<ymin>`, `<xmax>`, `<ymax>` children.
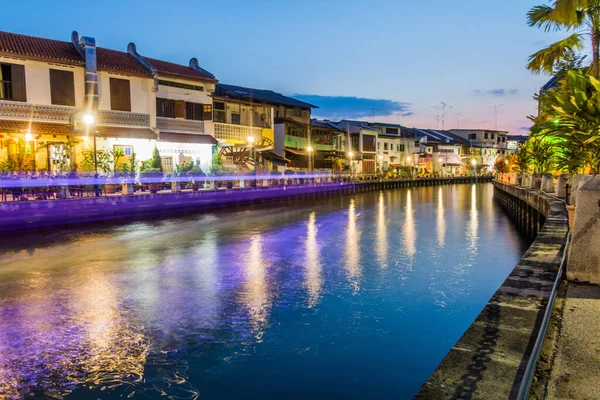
<box><xmin>516</xmin><ymin>231</ymin><xmax>571</xmax><ymax>399</ymax></box>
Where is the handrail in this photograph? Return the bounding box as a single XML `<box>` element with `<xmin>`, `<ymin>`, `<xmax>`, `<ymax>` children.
<box><xmin>516</xmin><ymin>230</ymin><xmax>571</xmax><ymax>399</ymax></box>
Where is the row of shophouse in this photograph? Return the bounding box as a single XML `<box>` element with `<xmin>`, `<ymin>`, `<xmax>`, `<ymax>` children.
<box><xmin>0</xmin><ymin>29</ymin><xmax>517</xmax><ymax>176</ymax></box>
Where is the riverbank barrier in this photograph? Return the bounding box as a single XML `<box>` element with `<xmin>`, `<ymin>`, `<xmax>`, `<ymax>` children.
<box><xmin>0</xmin><ymin>175</ymin><xmax>491</xmax><ymax>233</ymax></box>
<box><xmin>416</xmin><ymin>180</ymin><xmax>569</xmax><ymax>400</ymax></box>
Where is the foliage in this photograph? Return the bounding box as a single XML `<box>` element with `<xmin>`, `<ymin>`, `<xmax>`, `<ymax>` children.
<box><xmin>175</xmin><ymin>161</ymin><xmax>194</xmax><ymax>176</ymax></box>
<box><xmin>151</xmin><ymin>146</ymin><xmax>162</xmax><ymax>172</ymax></box>
<box><xmin>494</xmin><ymin>156</ymin><xmax>510</xmax><ymax>174</ymax></box>
<box><xmin>36</xmin><ymin>140</ymin><xmax>77</xmax><ymax>175</ymax></box>
<box><xmin>528</xmin><ymin>136</ymin><xmax>556</xmax><ymax>174</ymax></box>
<box><xmin>527</xmin><ymin>0</ymin><xmax>599</xmax><ymax>76</ymax></box>
<box><xmin>140</xmin><ymin>168</ymin><xmax>163</xmax><ymax>178</ymax></box>
<box><xmin>187</xmin><ymin>164</ymin><xmax>206</xmax><ymax>177</ymax></box>
<box><xmin>513</xmin><ymin>144</ymin><xmax>532</xmax><ymax>175</ymax></box>
<box><xmin>81</xmin><ymin>149</ymin><xmax>112</xmax><ymax>174</ymax></box>
<box><xmin>129</xmin><ymin>152</ymin><xmax>139</xmax><ymax>177</ymax></box>
<box><xmin>530</xmin><ymin>70</ymin><xmax>600</xmax><ymax>174</ymax></box>
<box><xmin>210</xmin><ymin>150</ymin><xmax>225</xmax><ymax>174</ymax></box>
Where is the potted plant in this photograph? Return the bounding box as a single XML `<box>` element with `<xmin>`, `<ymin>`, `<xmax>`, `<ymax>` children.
<box><xmin>188</xmin><ymin>165</ymin><xmax>206</xmax><ymax>191</ymax></box>
<box><xmin>141</xmin><ymin>168</ymin><xmax>162</xmax><ymax>194</ymax></box>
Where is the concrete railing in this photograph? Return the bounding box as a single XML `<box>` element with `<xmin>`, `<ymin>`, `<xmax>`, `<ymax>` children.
<box><xmin>416</xmin><ymin>181</ymin><xmax>569</xmax><ymax>399</ymax></box>
<box><xmin>213</xmin><ymin>122</ymin><xmax>262</xmax><ymax>143</ymax></box>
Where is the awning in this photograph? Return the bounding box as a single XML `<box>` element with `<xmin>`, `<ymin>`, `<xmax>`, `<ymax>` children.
<box><xmin>262</xmin><ymin>150</ymin><xmax>290</xmax><ymax>165</ymax></box>
<box><xmin>95</xmin><ymin>126</ymin><xmax>157</xmax><ymax>139</ymax></box>
<box><xmin>0</xmin><ymin>120</ymin><xmax>73</xmax><ymax>136</ymax></box>
<box><xmin>158</xmin><ymin>132</ymin><xmax>217</xmax><ymax>144</ymax></box>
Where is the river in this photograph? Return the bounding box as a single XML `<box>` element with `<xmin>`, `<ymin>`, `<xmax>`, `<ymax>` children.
<box><xmin>0</xmin><ymin>183</ymin><xmax>528</xmax><ymax>399</ymax></box>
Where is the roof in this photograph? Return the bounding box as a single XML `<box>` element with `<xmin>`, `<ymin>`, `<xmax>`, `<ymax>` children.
<box><xmin>507</xmin><ymin>135</ymin><xmax>529</xmax><ymax>143</ymax></box>
<box><xmin>0</xmin><ymin>30</ymin><xmax>83</xmax><ymax>65</ymax></box>
<box><xmin>311</xmin><ymin>119</ymin><xmax>344</xmax><ymax>131</ymax></box>
<box><xmin>335</xmin><ymin>120</ymin><xmax>379</xmax><ymax>134</ymax></box>
<box><xmin>144</xmin><ymin>57</ymin><xmax>216</xmax><ymax>83</ymax></box>
<box><xmin>0</xmin><ymin>120</ymin><xmax>74</xmax><ymax>136</ymax></box>
<box><xmin>96</xmin><ymin>47</ymin><xmax>151</xmax><ymax>76</ymax></box>
<box><xmin>541</xmin><ymin>76</ymin><xmax>559</xmax><ymax>92</ymax></box>
<box><xmin>216</xmin><ymin>84</ymin><xmax>318</xmax><ymax>109</ymax></box>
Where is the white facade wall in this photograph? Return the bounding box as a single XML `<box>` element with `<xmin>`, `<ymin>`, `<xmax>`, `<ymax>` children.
<box><xmin>97</xmin><ymin>71</ymin><xmax>154</xmax><ymax>115</ymax></box>
<box><xmin>0</xmin><ymin>56</ymin><xmax>85</xmax><ymax>108</ymax></box>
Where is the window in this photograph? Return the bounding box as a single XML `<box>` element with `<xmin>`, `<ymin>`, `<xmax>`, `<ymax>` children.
<box><xmin>351</xmin><ymin>135</ymin><xmax>360</xmax><ymax>151</ymax></box>
<box><xmin>385</xmin><ymin>127</ymin><xmax>398</xmax><ymax>135</ymax></box>
<box><xmin>203</xmin><ymin>104</ymin><xmax>212</xmax><ymax>120</ymax></box>
<box><xmin>293</xmin><ymin>108</ymin><xmax>302</xmax><ymax>117</ymax></box>
<box><xmin>231</xmin><ymin>113</ymin><xmax>241</xmax><ymax>125</ymax></box>
<box><xmin>0</xmin><ymin>62</ymin><xmax>26</xmax><ymax>102</ymax></box>
<box><xmin>109</xmin><ymin>78</ymin><xmax>131</xmax><ymax>111</ymax></box>
<box><xmin>157</xmin><ymin>98</ymin><xmax>176</xmax><ymax>118</ymax></box>
<box><xmin>363</xmin><ymin>135</ymin><xmax>376</xmax><ymax>152</ymax></box>
<box><xmin>213</xmin><ymin>101</ymin><xmax>226</xmax><ymax>123</ymax></box>
<box><xmin>114</xmin><ymin>145</ymin><xmax>133</xmax><ymax>156</ymax></box>
<box><xmin>49</xmin><ymin>69</ymin><xmax>75</xmax><ymax>106</ymax></box>
<box><xmin>484</xmin><ymin>133</ymin><xmax>489</xmax><ymax>139</ymax></box>
<box><xmin>502</xmin><ymin>137</ymin><xmax>506</xmax><ymax>142</ymax></box>
<box><xmin>158</xmin><ymin>80</ymin><xmax>203</xmax><ymax>91</ymax></box>
<box><xmin>491</xmin><ymin>133</ymin><xmax>495</xmax><ymax>140</ymax></box>
<box><xmin>383</xmin><ymin>143</ymin><xmax>388</xmax><ymax>151</ymax></box>
<box><xmin>378</xmin><ymin>142</ymin><xmax>381</xmax><ymax>150</ymax></box>
<box><xmin>469</xmin><ymin>133</ymin><xmax>477</xmax><ymax>140</ymax></box>
<box><xmin>400</xmin><ymin>144</ymin><xmax>405</xmax><ymax>152</ymax></box>
<box><xmin>186</xmin><ymin>102</ymin><xmax>204</xmax><ymax>121</ymax></box>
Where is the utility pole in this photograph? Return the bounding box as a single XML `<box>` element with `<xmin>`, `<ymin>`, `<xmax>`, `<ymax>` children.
<box><xmin>441</xmin><ymin>102</ymin><xmax>447</xmax><ymax>130</ymax></box>
<box><xmin>431</xmin><ymin>105</ymin><xmax>441</xmax><ymax>129</ymax></box>
<box><xmin>489</xmin><ymin>104</ymin><xmax>503</xmax><ymax>130</ymax></box>
<box><xmin>454</xmin><ymin>113</ymin><xmax>463</xmax><ymax>129</ymax></box>
<box><xmin>367</xmin><ymin>108</ymin><xmax>379</xmax><ymax>123</ymax></box>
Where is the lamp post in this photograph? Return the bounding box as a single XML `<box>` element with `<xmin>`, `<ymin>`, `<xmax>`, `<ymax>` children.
<box><xmin>348</xmin><ymin>151</ymin><xmax>354</xmax><ymax>180</ymax></box>
<box><xmin>307</xmin><ymin>145</ymin><xmax>313</xmax><ymax>172</ymax></box>
<box><xmin>247</xmin><ymin>135</ymin><xmax>257</xmax><ymax>187</ymax></box>
<box><xmin>83</xmin><ymin>113</ymin><xmax>99</xmax><ymax>196</ymax></box>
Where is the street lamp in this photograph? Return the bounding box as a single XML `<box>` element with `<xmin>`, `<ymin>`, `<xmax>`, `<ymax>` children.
<box><xmin>348</xmin><ymin>151</ymin><xmax>354</xmax><ymax>179</ymax></box>
<box><xmin>83</xmin><ymin>112</ymin><xmax>100</xmax><ymax>196</ymax></box>
<box><xmin>247</xmin><ymin>135</ymin><xmax>257</xmax><ymax>187</ymax></box>
<box><xmin>471</xmin><ymin>158</ymin><xmax>477</xmax><ymax>177</ymax></box>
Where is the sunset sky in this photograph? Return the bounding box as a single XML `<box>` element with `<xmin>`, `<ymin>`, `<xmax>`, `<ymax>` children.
<box><xmin>4</xmin><ymin>0</ymin><xmax>572</xmax><ymax>133</ymax></box>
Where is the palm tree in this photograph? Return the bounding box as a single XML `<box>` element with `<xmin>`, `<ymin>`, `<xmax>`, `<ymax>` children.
<box><xmin>527</xmin><ymin>0</ymin><xmax>600</xmax><ymax>77</ymax></box>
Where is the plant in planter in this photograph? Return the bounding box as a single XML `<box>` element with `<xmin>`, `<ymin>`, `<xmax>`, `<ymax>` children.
<box><xmin>174</xmin><ymin>161</ymin><xmax>194</xmax><ymax>191</ymax></box>
<box><xmin>140</xmin><ymin>168</ymin><xmax>163</xmax><ymax>194</ymax></box>
<box><xmin>187</xmin><ymin>165</ymin><xmax>206</xmax><ymax>191</ymax></box>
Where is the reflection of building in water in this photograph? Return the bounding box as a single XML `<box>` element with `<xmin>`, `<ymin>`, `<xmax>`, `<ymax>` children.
<box><xmin>0</xmin><ymin>265</ymin><xmax>148</xmax><ymax>398</ymax></box>
<box><xmin>437</xmin><ymin>187</ymin><xmax>446</xmax><ymax>248</ymax></box>
<box><xmin>345</xmin><ymin>199</ymin><xmax>362</xmax><ymax>292</ymax></box>
<box><xmin>376</xmin><ymin>192</ymin><xmax>388</xmax><ymax>268</ymax></box>
<box><xmin>467</xmin><ymin>184</ymin><xmax>479</xmax><ymax>255</ymax></box>
<box><xmin>403</xmin><ymin>190</ymin><xmax>416</xmax><ymax>262</ymax></box>
<box><xmin>305</xmin><ymin>211</ymin><xmax>322</xmax><ymax>307</ymax></box>
<box><xmin>243</xmin><ymin>234</ymin><xmax>270</xmax><ymax>340</ymax></box>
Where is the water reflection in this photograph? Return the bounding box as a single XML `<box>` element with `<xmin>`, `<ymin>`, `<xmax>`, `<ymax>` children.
<box><xmin>437</xmin><ymin>187</ymin><xmax>446</xmax><ymax>248</ymax></box>
<box><xmin>403</xmin><ymin>190</ymin><xmax>417</xmax><ymax>263</ymax></box>
<box><xmin>243</xmin><ymin>234</ymin><xmax>270</xmax><ymax>340</ymax></box>
<box><xmin>376</xmin><ymin>192</ymin><xmax>388</xmax><ymax>268</ymax></box>
<box><xmin>467</xmin><ymin>184</ymin><xmax>479</xmax><ymax>255</ymax></box>
<box><xmin>345</xmin><ymin>199</ymin><xmax>361</xmax><ymax>292</ymax></box>
<box><xmin>305</xmin><ymin>212</ymin><xmax>322</xmax><ymax>307</ymax></box>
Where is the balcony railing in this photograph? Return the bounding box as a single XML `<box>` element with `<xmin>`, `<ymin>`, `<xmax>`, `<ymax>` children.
<box><xmin>0</xmin><ymin>100</ymin><xmax>73</xmax><ymax>122</ymax></box>
<box><xmin>157</xmin><ymin>117</ymin><xmax>204</xmax><ymax>134</ymax></box>
<box><xmin>97</xmin><ymin>110</ymin><xmax>150</xmax><ymax>127</ymax></box>
<box><xmin>214</xmin><ymin>122</ymin><xmax>262</xmax><ymax>143</ymax></box>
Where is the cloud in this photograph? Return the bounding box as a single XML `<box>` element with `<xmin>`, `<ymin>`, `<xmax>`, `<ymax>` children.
<box><xmin>292</xmin><ymin>94</ymin><xmax>412</xmax><ymax>119</ymax></box>
<box><xmin>474</xmin><ymin>88</ymin><xmax>519</xmax><ymax>97</ymax></box>
<box><xmin>519</xmin><ymin>126</ymin><xmax>530</xmax><ymax>131</ymax></box>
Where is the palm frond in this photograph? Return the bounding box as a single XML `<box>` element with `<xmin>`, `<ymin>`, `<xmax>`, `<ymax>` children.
<box><xmin>527</xmin><ymin>33</ymin><xmax>584</xmax><ymax>74</ymax></box>
<box><xmin>527</xmin><ymin>5</ymin><xmax>564</xmax><ymax>31</ymax></box>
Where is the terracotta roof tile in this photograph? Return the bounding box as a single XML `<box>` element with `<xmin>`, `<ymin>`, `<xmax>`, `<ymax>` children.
<box><xmin>0</xmin><ymin>30</ymin><xmax>83</xmax><ymax>65</ymax></box>
<box><xmin>0</xmin><ymin>120</ymin><xmax>73</xmax><ymax>136</ymax></box>
<box><xmin>143</xmin><ymin>57</ymin><xmax>217</xmax><ymax>83</ymax></box>
<box><xmin>96</xmin><ymin>47</ymin><xmax>152</xmax><ymax>76</ymax></box>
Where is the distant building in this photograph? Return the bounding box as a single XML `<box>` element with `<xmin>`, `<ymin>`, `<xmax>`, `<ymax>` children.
<box><xmin>507</xmin><ymin>135</ymin><xmax>528</xmax><ymax>153</ymax></box>
<box><xmin>450</xmin><ymin>129</ymin><xmax>508</xmax><ymax>169</ymax></box>
<box><xmin>333</xmin><ymin>120</ymin><xmax>379</xmax><ymax>174</ymax></box>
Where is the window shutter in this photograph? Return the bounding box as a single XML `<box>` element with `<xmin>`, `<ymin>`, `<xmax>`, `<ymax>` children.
<box><xmin>109</xmin><ymin>78</ymin><xmax>131</xmax><ymax>111</ymax></box>
<box><xmin>175</xmin><ymin>100</ymin><xmax>186</xmax><ymax>119</ymax></box>
<box><xmin>202</xmin><ymin>104</ymin><xmax>212</xmax><ymax>120</ymax></box>
<box><xmin>10</xmin><ymin>64</ymin><xmax>26</xmax><ymax>102</ymax></box>
<box><xmin>49</xmin><ymin>69</ymin><xmax>75</xmax><ymax>106</ymax></box>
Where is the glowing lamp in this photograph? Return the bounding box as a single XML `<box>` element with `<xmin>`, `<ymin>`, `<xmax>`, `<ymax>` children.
<box><xmin>348</xmin><ymin>151</ymin><xmax>354</xmax><ymax>158</ymax></box>
<box><xmin>307</xmin><ymin>146</ymin><xmax>313</xmax><ymax>152</ymax></box>
<box><xmin>247</xmin><ymin>135</ymin><xmax>255</xmax><ymax>144</ymax></box>
<box><xmin>378</xmin><ymin>155</ymin><xmax>383</xmax><ymax>160</ymax></box>
<box><xmin>471</xmin><ymin>159</ymin><xmax>477</xmax><ymax>166</ymax></box>
<box><xmin>83</xmin><ymin>113</ymin><xmax>95</xmax><ymax>125</ymax></box>
<box><xmin>24</xmin><ymin>132</ymin><xmax>33</xmax><ymax>142</ymax></box>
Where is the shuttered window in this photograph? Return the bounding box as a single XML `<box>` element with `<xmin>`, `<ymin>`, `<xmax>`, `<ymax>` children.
<box><xmin>0</xmin><ymin>63</ymin><xmax>26</xmax><ymax>102</ymax></box>
<box><xmin>156</xmin><ymin>98</ymin><xmax>176</xmax><ymax>118</ymax></box>
<box><xmin>49</xmin><ymin>69</ymin><xmax>75</xmax><ymax>106</ymax></box>
<box><xmin>185</xmin><ymin>102</ymin><xmax>203</xmax><ymax>121</ymax></box>
<box><xmin>109</xmin><ymin>78</ymin><xmax>131</xmax><ymax>111</ymax></box>
<box><xmin>202</xmin><ymin>104</ymin><xmax>212</xmax><ymax>121</ymax></box>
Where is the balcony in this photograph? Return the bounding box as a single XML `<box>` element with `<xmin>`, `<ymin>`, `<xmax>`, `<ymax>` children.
<box><xmin>0</xmin><ymin>100</ymin><xmax>73</xmax><ymax>123</ymax></box>
<box><xmin>97</xmin><ymin>110</ymin><xmax>150</xmax><ymax>127</ymax></box>
<box><xmin>157</xmin><ymin>117</ymin><xmax>204</xmax><ymax>134</ymax></box>
<box><xmin>214</xmin><ymin>122</ymin><xmax>263</xmax><ymax>144</ymax></box>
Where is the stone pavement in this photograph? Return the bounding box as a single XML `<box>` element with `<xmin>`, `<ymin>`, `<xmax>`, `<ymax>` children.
<box><xmin>532</xmin><ymin>281</ymin><xmax>600</xmax><ymax>399</ymax></box>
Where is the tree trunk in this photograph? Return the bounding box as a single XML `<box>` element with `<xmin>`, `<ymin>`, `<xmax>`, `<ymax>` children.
<box><xmin>593</xmin><ymin>31</ymin><xmax>600</xmax><ymax>78</ymax></box>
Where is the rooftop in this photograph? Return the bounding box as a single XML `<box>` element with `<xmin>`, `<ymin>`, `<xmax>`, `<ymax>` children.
<box><xmin>216</xmin><ymin>84</ymin><xmax>317</xmax><ymax>109</ymax></box>
<box><xmin>0</xmin><ymin>30</ymin><xmax>83</xmax><ymax>65</ymax></box>
<box><xmin>143</xmin><ymin>56</ymin><xmax>217</xmax><ymax>83</ymax></box>
<box><xmin>96</xmin><ymin>47</ymin><xmax>151</xmax><ymax>76</ymax></box>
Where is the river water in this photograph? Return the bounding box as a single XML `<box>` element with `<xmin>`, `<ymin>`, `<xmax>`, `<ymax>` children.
<box><xmin>0</xmin><ymin>183</ymin><xmax>528</xmax><ymax>399</ymax></box>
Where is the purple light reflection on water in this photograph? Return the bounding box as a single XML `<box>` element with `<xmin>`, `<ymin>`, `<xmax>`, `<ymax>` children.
<box><xmin>0</xmin><ymin>184</ymin><xmax>529</xmax><ymax>399</ymax></box>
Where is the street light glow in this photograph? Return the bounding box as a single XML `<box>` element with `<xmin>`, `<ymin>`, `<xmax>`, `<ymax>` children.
<box><xmin>83</xmin><ymin>113</ymin><xmax>95</xmax><ymax>125</ymax></box>
<box><xmin>471</xmin><ymin>159</ymin><xmax>477</xmax><ymax>166</ymax></box>
<box><xmin>247</xmin><ymin>135</ymin><xmax>255</xmax><ymax>144</ymax></box>
<box><xmin>24</xmin><ymin>131</ymin><xmax>33</xmax><ymax>142</ymax></box>
<box><xmin>307</xmin><ymin>146</ymin><xmax>313</xmax><ymax>152</ymax></box>
<box><xmin>348</xmin><ymin>151</ymin><xmax>354</xmax><ymax>158</ymax></box>
<box><xmin>378</xmin><ymin>155</ymin><xmax>383</xmax><ymax>160</ymax></box>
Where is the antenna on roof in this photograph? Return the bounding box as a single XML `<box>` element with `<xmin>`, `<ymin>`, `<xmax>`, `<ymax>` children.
<box><xmin>488</xmin><ymin>104</ymin><xmax>503</xmax><ymax>130</ymax></box>
<box><xmin>367</xmin><ymin>108</ymin><xmax>379</xmax><ymax>123</ymax></box>
<box><xmin>454</xmin><ymin>113</ymin><xmax>463</xmax><ymax>129</ymax></box>
<box><xmin>430</xmin><ymin>105</ymin><xmax>441</xmax><ymax>129</ymax></box>
<box><xmin>440</xmin><ymin>102</ymin><xmax>447</xmax><ymax>130</ymax></box>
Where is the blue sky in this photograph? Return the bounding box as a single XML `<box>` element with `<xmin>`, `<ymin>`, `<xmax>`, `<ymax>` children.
<box><xmin>4</xmin><ymin>0</ymin><xmax>569</xmax><ymax>133</ymax></box>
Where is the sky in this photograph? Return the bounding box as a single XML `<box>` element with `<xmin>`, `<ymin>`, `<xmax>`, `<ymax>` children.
<box><xmin>3</xmin><ymin>0</ymin><xmax>572</xmax><ymax>134</ymax></box>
